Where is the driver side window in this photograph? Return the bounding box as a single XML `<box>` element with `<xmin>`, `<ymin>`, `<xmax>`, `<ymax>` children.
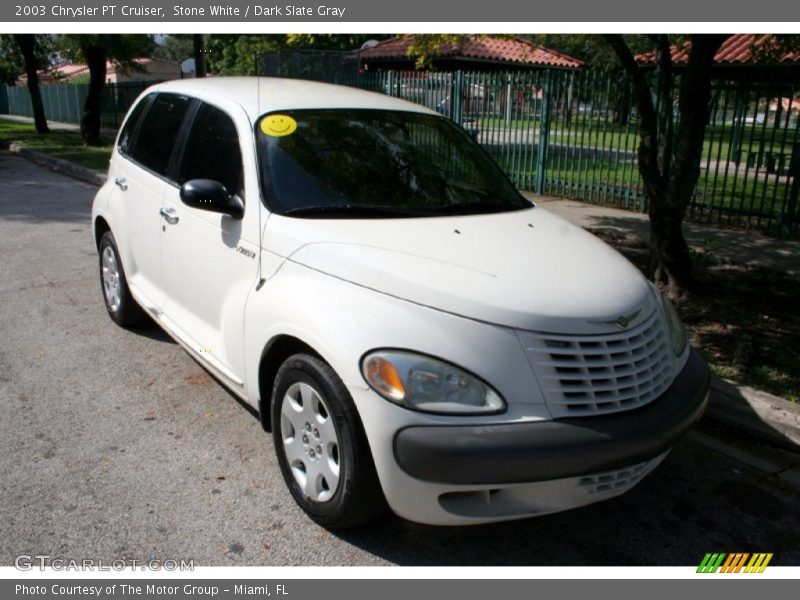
<box><xmin>179</xmin><ymin>103</ymin><xmax>244</xmax><ymax>198</ymax></box>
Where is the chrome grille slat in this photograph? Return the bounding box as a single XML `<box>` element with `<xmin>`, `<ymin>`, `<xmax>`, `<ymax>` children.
<box><xmin>519</xmin><ymin>309</ymin><xmax>675</xmax><ymax>418</ymax></box>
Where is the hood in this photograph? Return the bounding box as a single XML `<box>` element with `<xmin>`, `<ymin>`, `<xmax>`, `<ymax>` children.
<box><xmin>264</xmin><ymin>207</ymin><xmax>657</xmax><ymax>334</ymax></box>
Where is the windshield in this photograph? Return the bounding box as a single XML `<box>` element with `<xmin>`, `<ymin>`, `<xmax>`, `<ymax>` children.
<box><xmin>256</xmin><ymin>109</ymin><xmax>530</xmax><ymax>218</ymax></box>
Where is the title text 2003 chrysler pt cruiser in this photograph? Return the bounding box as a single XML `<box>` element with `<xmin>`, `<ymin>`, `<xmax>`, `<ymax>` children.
<box><xmin>92</xmin><ymin>78</ymin><xmax>709</xmax><ymax>528</ymax></box>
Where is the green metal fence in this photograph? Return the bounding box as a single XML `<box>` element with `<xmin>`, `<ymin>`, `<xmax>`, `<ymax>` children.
<box><xmin>2</xmin><ymin>80</ymin><xmax>154</xmax><ymax>129</ymax></box>
<box><xmin>307</xmin><ymin>68</ymin><xmax>800</xmax><ymax>237</ymax></box>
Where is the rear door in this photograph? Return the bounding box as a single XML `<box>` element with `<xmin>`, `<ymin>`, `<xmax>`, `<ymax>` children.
<box><xmin>159</xmin><ymin>99</ymin><xmax>259</xmax><ymax>387</ymax></box>
<box><xmin>108</xmin><ymin>92</ymin><xmax>193</xmax><ymax>311</ymax></box>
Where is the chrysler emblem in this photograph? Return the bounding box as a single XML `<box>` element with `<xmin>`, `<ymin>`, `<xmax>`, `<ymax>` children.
<box><xmin>589</xmin><ymin>309</ymin><xmax>641</xmax><ymax>330</ymax></box>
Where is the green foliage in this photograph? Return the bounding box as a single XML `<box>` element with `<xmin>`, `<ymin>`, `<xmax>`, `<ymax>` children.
<box><xmin>205</xmin><ymin>35</ymin><xmax>284</xmax><ymax>76</ymax></box>
<box><xmin>204</xmin><ymin>34</ymin><xmax>389</xmax><ymax>76</ymax></box>
<box><xmin>0</xmin><ymin>34</ymin><xmax>55</xmax><ymax>85</ymax></box>
<box><xmin>0</xmin><ymin>35</ymin><xmax>23</xmax><ymax>85</ymax></box>
<box><xmin>405</xmin><ymin>34</ymin><xmax>466</xmax><ymax>69</ymax></box>
<box><xmin>152</xmin><ymin>34</ymin><xmax>194</xmax><ymax>62</ymax></box>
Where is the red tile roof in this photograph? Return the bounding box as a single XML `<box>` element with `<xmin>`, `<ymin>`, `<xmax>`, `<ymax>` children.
<box><xmin>360</xmin><ymin>35</ymin><xmax>583</xmax><ymax>69</ymax></box>
<box><xmin>636</xmin><ymin>34</ymin><xmax>800</xmax><ymax>65</ymax></box>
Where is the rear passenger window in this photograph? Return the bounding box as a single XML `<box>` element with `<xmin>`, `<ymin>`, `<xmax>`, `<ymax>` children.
<box><xmin>117</xmin><ymin>94</ymin><xmax>152</xmax><ymax>156</ymax></box>
<box><xmin>128</xmin><ymin>93</ymin><xmax>193</xmax><ymax>177</ymax></box>
<box><xmin>179</xmin><ymin>103</ymin><xmax>244</xmax><ymax>197</ymax></box>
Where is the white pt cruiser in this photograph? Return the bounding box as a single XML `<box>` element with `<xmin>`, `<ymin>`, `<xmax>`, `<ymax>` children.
<box><xmin>92</xmin><ymin>78</ymin><xmax>709</xmax><ymax>528</ymax></box>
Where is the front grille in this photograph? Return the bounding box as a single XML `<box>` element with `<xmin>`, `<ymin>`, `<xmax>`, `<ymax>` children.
<box><xmin>519</xmin><ymin>309</ymin><xmax>674</xmax><ymax>418</ymax></box>
<box><xmin>578</xmin><ymin>453</ymin><xmax>666</xmax><ymax>495</ymax></box>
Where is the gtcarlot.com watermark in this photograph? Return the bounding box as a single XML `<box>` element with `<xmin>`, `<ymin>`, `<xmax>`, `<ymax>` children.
<box><xmin>15</xmin><ymin>554</ymin><xmax>194</xmax><ymax>571</ymax></box>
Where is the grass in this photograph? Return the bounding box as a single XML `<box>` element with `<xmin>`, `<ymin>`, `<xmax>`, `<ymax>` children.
<box><xmin>478</xmin><ymin>116</ymin><xmax>798</xmax><ymax>165</ymax></box>
<box><xmin>0</xmin><ymin>118</ymin><xmax>112</xmax><ymax>171</ymax></box>
<box><xmin>591</xmin><ymin>231</ymin><xmax>800</xmax><ymax>403</ymax></box>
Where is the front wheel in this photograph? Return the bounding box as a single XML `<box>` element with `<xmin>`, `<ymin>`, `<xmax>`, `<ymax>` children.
<box><xmin>271</xmin><ymin>354</ymin><xmax>386</xmax><ymax>529</ymax></box>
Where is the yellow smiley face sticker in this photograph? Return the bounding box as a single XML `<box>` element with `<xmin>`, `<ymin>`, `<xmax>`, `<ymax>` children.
<box><xmin>261</xmin><ymin>114</ymin><xmax>297</xmax><ymax>137</ymax></box>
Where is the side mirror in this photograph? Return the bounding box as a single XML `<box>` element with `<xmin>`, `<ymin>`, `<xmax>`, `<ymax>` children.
<box><xmin>179</xmin><ymin>179</ymin><xmax>244</xmax><ymax>219</ymax></box>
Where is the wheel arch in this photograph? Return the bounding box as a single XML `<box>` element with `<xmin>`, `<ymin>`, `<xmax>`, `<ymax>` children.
<box><xmin>257</xmin><ymin>334</ymin><xmax>322</xmax><ymax>432</ymax></box>
<box><xmin>93</xmin><ymin>215</ymin><xmax>111</xmax><ymax>251</ymax></box>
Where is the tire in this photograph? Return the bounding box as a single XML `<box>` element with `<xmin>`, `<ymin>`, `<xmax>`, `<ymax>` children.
<box><xmin>272</xmin><ymin>354</ymin><xmax>386</xmax><ymax>529</ymax></box>
<box><xmin>98</xmin><ymin>231</ymin><xmax>145</xmax><ymax>327</ymax></box>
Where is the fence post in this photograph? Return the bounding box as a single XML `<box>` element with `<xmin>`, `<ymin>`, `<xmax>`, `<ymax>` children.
<box><xmin>730</xmin><ymin>86</ymin><xmax>747</xmax><ymax>163</ymax></box>
<box><xmin>386</xmin><ymin>71</ymin><xmax>395</xmax><ymax>97</ymax></box>
<box><xmin>785</xmin><ymin>141</ymin><xmax>800</xmax><ymax>236</ymax></box>
<box><xmin>505</xmin><ymin>75</ymin><xmax>512</xmax><ymax>127</ymax></box>
<box><xmin>535</xmin><ymin>71</ymin><xmax>552</xmax><ymax>194</ymax></box>
<box><xmin>0</xmin><ymin>85</ymin><xmax>8</xmax><ymax>115</ymax></box>
<box><xmin>451</xmin><ymin>70</ymin><xmax>464</xmax><ymax>126</ymax></box>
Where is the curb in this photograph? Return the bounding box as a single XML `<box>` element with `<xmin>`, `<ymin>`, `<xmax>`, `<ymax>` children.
<box><xmin>704</xmin><ymin>375</ymin><xmax>800</xmax><ymax>452</ymax></box>
<box><xmin>4</xmin><ymin>142</ymin><xmax>106</xmax><ymax>187</ymax></box>
<box><xmin>5</xmin><ymin>144</ymin><xmax>800</xmax><ymax>456</ymax></box>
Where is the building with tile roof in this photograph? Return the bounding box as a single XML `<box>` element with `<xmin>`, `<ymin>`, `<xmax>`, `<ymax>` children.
<box><xmin>359</xmin><ymin>35</ymin><xmax>583</xmax><ymax>72</ymax></box>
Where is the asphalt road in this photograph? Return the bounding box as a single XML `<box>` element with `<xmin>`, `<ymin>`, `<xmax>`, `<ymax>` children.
<box><xmin>1</xmin><ymin>152</ymin><xmax>799</xmax><ymax>567</ymax></box>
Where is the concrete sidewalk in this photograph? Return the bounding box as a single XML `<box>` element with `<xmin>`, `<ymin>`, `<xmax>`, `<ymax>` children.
<box><xmin>527</xmin><ymin>193</ymin><xmax>800</xmax><ymax>277</ymax></box>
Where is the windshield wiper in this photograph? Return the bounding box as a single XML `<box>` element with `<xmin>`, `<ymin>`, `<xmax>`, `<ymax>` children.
<box><xmin>281</xmin><ymin>205</ymin><xmax>421</xmax><ymax>218</ymax></box>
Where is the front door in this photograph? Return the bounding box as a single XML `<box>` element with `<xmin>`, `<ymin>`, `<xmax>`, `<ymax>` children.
<box><xmin>159</xmin><ymin>101</ymin><xmax>258</xmax><ymax>387</ymax></box>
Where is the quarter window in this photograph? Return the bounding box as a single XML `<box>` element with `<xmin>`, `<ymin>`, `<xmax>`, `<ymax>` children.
<box><xmin>128</xmin><ymin>93</ymin><xmax>193</xmax><ymax>177</ymax></box>
<box><xmin>179</xmin><ymin>103</ymin><xmax>244</xmax><ymax>197</ymax></box>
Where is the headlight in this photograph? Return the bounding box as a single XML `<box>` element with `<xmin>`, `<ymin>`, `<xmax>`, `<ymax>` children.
<box><xmin>661</xmin><ymin>294</ymin><xmax>688</xmax><ymax>356</ymax></box>
<box><xmin>361</xmin><ymin>350</ymin><xmax>506</xmax><ymax>415</ymax></box>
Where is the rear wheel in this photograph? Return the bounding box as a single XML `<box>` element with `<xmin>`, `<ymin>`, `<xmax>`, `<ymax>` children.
<box><xmin>272</xmin><ymin>354</ymin><xmax>386</xmax><ymax>529</ymax></box>
<box><xmin>98</xmin><ymin>231</ymin><xmax>145</xmax><ymax>327</ymax></box>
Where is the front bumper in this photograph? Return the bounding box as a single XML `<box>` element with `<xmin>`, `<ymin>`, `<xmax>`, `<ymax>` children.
<box><xmin>394</xmin><ymin>348</ymin><xmax>709</xmax><ymax>486</ymax></box>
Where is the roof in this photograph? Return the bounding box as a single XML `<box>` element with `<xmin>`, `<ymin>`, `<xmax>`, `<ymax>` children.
<box><xmin>150</xmin><ymin>77</ymin><xmax>439</xmax><ymax>120</ymax></box>
<box><xmin>636</xmin><ymin>34</ymin><xmax>800</xmax><ymax>66</ymax></box>
<box><xmin>359</xmin><ymin>35</ymin><xmax>583</xmax><ymax>69</ymax></box>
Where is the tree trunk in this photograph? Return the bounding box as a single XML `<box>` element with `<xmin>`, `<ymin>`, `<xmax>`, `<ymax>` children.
<box><xmin>605</xmin><ymin>34</ymin><xmax>726</xmax><ymax>297</ymax></box>
<box><xmin>13</xmin><ymin>34</ymin><xmax>49</xmax><ymax>134</ymax></box>
<box><xmin>81</xmin><ymin>44</ymin><xmax>107</xmax><ymax>146</ymax></box>
<box><xmin>193</xmin><ymin>34</ymin><xmax>207</xmax><ymax>77</ymax></box>
<box><xmin>613</xmin><ymin>82</ymin><xmax>632</xmax><ymax>126</ymax></box>
<box><xmin>655</xmin><ymin>35</ymin><xmax>727</xmax><ymax>294</ymax></box>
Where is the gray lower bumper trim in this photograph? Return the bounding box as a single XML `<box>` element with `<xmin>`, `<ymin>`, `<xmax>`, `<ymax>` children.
<box><xmin>393</xmin><ymin>348</ymin><xmax>710</xmax><ymax>485</ymax></box>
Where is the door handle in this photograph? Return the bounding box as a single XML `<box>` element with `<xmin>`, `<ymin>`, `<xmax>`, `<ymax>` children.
<box><xmin>159</xmin><ymin>206</ymin><xmax>179</xmax><ymax>225</ymax></box>
<box><xmin>114</xmin><ymin>177</ymin><xmax>128</xmax><ymax>191</ymax></box>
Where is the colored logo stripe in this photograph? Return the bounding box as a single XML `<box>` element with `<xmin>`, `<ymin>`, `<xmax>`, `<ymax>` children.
<box><xmin>697</xmin><ymin>553</ymin><xmax>726</xmax><ymax>573</ymax></box>
<box><xmin>697</xmin><ymin>553</ymin><xmax>773</xmax><ymax>573</ymax></box>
